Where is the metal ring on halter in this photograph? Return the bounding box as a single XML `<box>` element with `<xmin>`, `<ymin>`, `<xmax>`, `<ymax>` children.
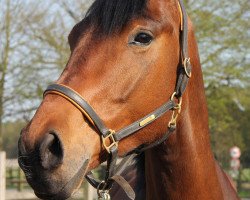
<box><xmin>97</xmin><ymin>181</ymin><xmax>111</xmax><ymax>200</ymax></box>
<box><xmin>97</xmin><ymin>181</ymin><xmax>108</xmax><ymax>196</ymax></box>
<box><xmin>183</xmin><ymin>57</ymin><xmax>192</xmax><ymax>78</ymax></box>
<box><xmin>170</xmin><ymin>92</ymin><xmax>183</xmax><ymax>110</ymax></box>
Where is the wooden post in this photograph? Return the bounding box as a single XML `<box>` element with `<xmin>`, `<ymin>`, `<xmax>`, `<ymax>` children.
<box><xmin>9</xmin><ymin>167</ymin><xmax>13</xmax><ymax>187</ymax></box>
<box><xmin>18</xmin><ymin>167</ymin><xmax>23</xmax><ymax>191</ymax></box>
<box><xmin>0</xmin><ymin>151</ymin><xmax>6</xmax><ymax>200</ymax></box>
<box><xmin>87</xmin><ymin>182</ymin><xmax>94</xmax><ymax>200</ymax></box>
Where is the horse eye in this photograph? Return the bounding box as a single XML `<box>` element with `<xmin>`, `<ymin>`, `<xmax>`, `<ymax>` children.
<box><xmin>133</xmin><ymin>32</ymin><xmax>153</xmax><ymax>45</ymax></box>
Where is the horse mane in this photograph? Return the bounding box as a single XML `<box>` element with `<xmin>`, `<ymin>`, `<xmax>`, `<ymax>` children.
<box><xmin>85</xmin><ymin>0</ymin><xmax>148</xmax><ymax>35</ymax></box>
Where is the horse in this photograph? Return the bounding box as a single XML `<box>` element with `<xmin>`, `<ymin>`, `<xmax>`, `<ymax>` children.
<box><xmin>18</xmin><ymin>0</ymin><xmax>239</xmax><ymax>199</ymax></box>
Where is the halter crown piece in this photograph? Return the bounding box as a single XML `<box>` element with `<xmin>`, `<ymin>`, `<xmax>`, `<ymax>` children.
<box><xmin>44</xmin><ymin>0</ymin><xmax>191</xmax><ymax>199</ymax></box>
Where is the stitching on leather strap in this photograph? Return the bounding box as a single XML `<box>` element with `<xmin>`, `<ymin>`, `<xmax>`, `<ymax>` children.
<box><xmin>44</xmin><ymin>90</ymin><xmax>97</xmax><ymax>129</ymax></box>
<box><xmin>178</xmin><ymin>1</ymin><xmax>183</xmax><ymax>31</ymax></box>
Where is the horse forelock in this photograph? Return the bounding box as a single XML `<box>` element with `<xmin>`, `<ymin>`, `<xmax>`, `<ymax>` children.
<box><xmin>68</xmin><ymin>0</ymin><xmax>148</xmax><ymax>47</ymax></box>
<box><xmin>85</xmin><ymin>0</ymin><xmax>148</xmax><ymax>35</ymax></box>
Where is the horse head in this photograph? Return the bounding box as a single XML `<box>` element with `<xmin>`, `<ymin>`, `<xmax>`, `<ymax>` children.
<box><xmin>18</xmin><ymin>0</ymin><xmax>190</xmax><ymax>199</ymax></box>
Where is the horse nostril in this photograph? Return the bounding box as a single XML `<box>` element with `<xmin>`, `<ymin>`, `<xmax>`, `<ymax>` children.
<box><xmin>39</xmin><ymin>133</ymin><xmax>63</xmax><ymax>170</ymax></box>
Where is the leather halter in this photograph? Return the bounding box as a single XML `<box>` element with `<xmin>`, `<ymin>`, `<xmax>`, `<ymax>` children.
<box><xmin>44</xmin><ymin>0</ymin><xmax>191</xmax><ymax>199</ymax></box>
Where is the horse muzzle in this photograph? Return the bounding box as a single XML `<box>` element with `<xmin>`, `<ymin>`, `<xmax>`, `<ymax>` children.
<box><xmin>18</xmin><ymin>129</ymin><xmax>90</xmax><ymax>200</ymax></box>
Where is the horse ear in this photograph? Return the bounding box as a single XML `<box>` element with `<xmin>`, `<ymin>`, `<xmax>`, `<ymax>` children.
<box><xmin>146</xmin><ymin>0</ymin><xmax>163</xmax><ymax>18</ymax></box>
<box><xmin>146</xmin><ymin>0</ymin><xmax>181</xmax><ymax>23</ymax></box>
<box><xmin>68</xmin><ymin>19</ymin><xmax>89</xmax><ymax>51</ymax></box>
<box><xmin>68</xmin><ymin>23</ymin><xmax>81</xmax><ymax>51</ymax></box>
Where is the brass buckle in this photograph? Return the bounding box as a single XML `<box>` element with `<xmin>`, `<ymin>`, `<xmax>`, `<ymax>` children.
<box><xmin>102</xmin><ymin>130</ymin><xmax>118</xmax><ymax>153</ymax></box>
<box><xmin>183</xmin><ymin>57</ymin><xmax>192</xmax><ymax>78</ymax></box>
<box><xmin>169</xmin><ymin>92</ymin><xmax>182</xmax><ymax>128</ymax></box>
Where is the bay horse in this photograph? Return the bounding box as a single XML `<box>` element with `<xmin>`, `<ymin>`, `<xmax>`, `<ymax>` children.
<box><xmin>18</xmin><ymin>0</ymin><xmax>239</xmax><ymax>199</ymax></box>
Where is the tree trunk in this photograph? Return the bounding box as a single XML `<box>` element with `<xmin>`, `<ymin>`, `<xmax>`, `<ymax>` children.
<box><xmin>0</xmin><ymin>0</ymin><xmax>11</xmax><ymax>151</ymax></box>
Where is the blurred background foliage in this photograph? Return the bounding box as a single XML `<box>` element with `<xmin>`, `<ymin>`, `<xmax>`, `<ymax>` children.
<box><xmin>186</xmin><ymin>0</ymin><xmax>250</xmax><ymax>169</ymax></box>
<box><xmin>0</xmin><ymin>0</ymin><xmax>249</xmax><ymax>170</ymax></box>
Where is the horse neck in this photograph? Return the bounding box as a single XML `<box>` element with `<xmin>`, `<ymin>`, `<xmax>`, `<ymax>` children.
<box><xmin>145</xmin><ymin>34</ymin><xmax>224</xmax><ymax>200</ymax></box>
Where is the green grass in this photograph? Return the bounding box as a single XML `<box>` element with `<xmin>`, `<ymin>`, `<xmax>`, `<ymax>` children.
<box><xmin>242</xmin><ymin>168</ymin><xmax>250</xmax><ymax>182</ymax></box>
<box><xmin>238</xmin><ymin>168</ymin><xmax>250</xmax><ymax>198</ymax></box>
<box><xmin>239</xmin><ymin>190</ymin><xmax>250</xmax><ymax>198</ymax></box>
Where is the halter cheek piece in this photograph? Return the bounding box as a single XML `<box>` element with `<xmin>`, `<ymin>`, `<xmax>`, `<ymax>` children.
<box><xmin>44</xmin><ymin>0</ymin><xmax>191</xmax><ymax>199</ymax></box>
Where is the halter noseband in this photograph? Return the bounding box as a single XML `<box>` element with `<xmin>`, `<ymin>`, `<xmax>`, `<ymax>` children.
<box><xmin>44</xmin><ymin>0</ymin><xmax>191</xmax><ymax>199</ymax></box>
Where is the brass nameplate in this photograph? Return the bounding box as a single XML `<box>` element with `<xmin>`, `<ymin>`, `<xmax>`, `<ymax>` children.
<box><xmin>139</xmin><ymin>115</ymin><xmax>156</xmax><ymax>127</ymax></box>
